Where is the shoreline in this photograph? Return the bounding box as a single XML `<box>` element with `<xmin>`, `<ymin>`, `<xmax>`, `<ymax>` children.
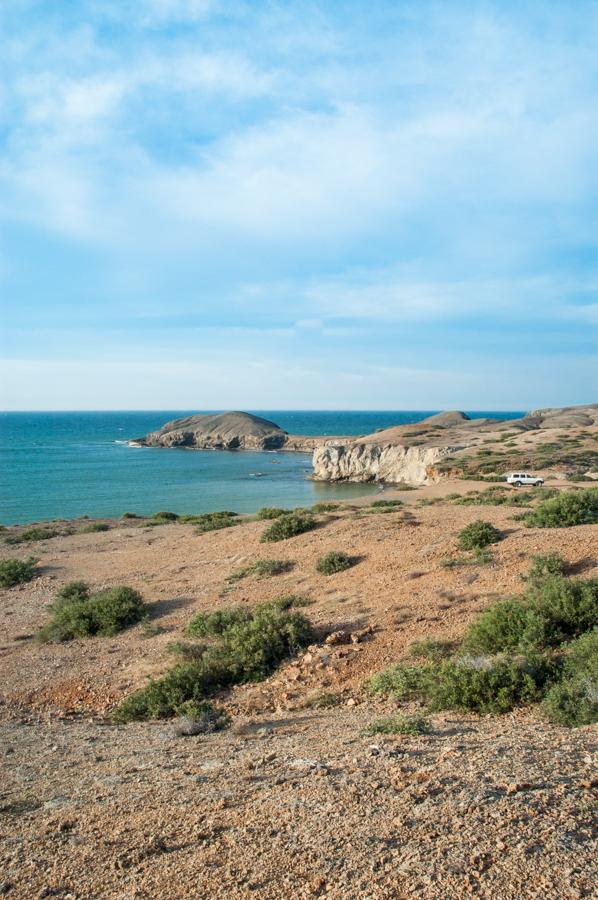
<box><xmin>0</xmin><ymin>476</ymin><xmax>582</xmax><ymax>529</ymax></box>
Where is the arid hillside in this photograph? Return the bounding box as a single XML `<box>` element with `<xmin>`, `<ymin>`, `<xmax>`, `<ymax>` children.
<box><xmin>0</xmin><ymin>482</ymin><xmax>596</xmax><ymax>899</ymax></box>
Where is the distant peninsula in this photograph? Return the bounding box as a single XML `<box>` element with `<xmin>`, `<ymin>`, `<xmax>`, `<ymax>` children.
<box><xmin>130</xmin><ymin>405</ymin><xmax>598</xmax><ymax>485</ymax></box>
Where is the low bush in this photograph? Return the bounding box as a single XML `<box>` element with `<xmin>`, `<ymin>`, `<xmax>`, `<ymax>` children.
<box><xmin>457</xmin><ymin>520</ymin><xmax>501</xmax><ymax>550</ymax></box>
<box><xmin>368</xmin><ymin>664</ymin><xmax>430</xmax><ymax>699</ymax></box>
<box><xmin>82</xmin><ymin>522</ymin><xmax>110</xmax><ymax>533</ymax></box>
<box><xmin>523</xmin><ymin>488</ymin><xmax>598</xmax><ymax>528</ymax></box>
<box><xmin>462</xmin><ymin>598</ymin><xmax>548</xmax><ymax>655</ymax></box>
<box><xmin>0</xmin><ymin>557</ymin><xmax>38</xmax><ymax>588</ymax></box>
<box><xmin>227</xmin><ymin>559</ymin><xmax>292</xmax><ymax>582</ymax></box>
<box><xmin>55</xmin><ymin>580</ymin><xmax>90</xmax><ymax>603</ymax></box>
<box><xmin>316</xmin><ymin>551</ymin><xmax>353</xmax><ymax>575</ymax></box>
<box><xmin>542</xmin><ymin>628</ymin><xmax>598</xmax><ymax>726</ymax></box>
<box><xmin>440</xmin><ymin>547</ymin><xmax>492</xmax><ymax>568</ymax></box>
<box><xmin>122</xmin><ymin>512</ymin><xmax>140</xmax><ymax>519</ymax></box>
<box><xmin>371</xmin><ymin>568</ymin><xmax>598</xmax><ymax>725</ymax></box>
<box><xmin>409</xmin><ymin>638</ymin><xmax>456</xmax><ymax>661</ymax></box>
<box><xmin>311</xmin><ymin>502</ymin><xmax>340</xmax><ymax>513</ymax></box>
<box><xmin>152</xmin><ymin>511</ymin><xmax>179</xmax><ymax>521</ymax></box>
<box><xmin>527</xmin><ymin>575</ymin><xmax>598</xmax><ymax>644</ymax></box>
<box><xmin>166</xmin><ymin>640</ymin><xmax>208</xmax><ymax>661</ymax></box>
<box><xmin>362</xmin><ymin>714</ymin><xmax>431</xmax><ymax>736</ymax></box>
<box><xmin>195</xmin><ymin>511</ymin><xmax>240</xmax><ymax>534</ymax></box>
<box><xmin>114</xmin><ymin>658</ymin><xmax>234</xmax><ymax>721</ymax></box>
<box><xmin>268</xmin><ymin>594</ymin><xmax>314</xmax><ymax>609</ymax></box>
<box><xmin>173</xmin><ymin>700</ymin><xmax>230</xmax><ymax>735</ymax></box>
<box><xmin>370</xmin><ymin>499</ymin><xmax>402</xmax><ymax>508</ymax></box>
<box><xmin>257</xmin><ymin>507</ymin><xmax>288</xmax><ymax>520</ymax></box>
<box><xmin>449</xmin><ymin>488</ymin><xmax>531</xmax><ymax>508</ymax></box>
<box><xmin>186</xmin><ymin>606</ymin><xmax>252</xmax><ymax>638</ymax></box>
<box><xmin>221</xmin><ymin>603</ymin><xmax>314</xmax><ymax>681</ymax></box>
<box><xmin>38</xmin><ymin>584</ymin><xmax>146</xmax><ymax>641</ymax></box>
<box><xmin>526</xmin><ymin>552</ymin><xmax>567</xmax><ymax>582</ymax></box>
<box><xmin>260</xmin><ymin>511</ymin><xmax>316</xmax><ymax>543</ymax></box>
<box><xmin>5</xmin><ymin>526</ymin><xmax>58</xmax><ymax>545</ymax></box>
<box><xmin>115</xmin><ymin>601</ymin><xmax>315</xmax><ymax>721</ymax></box>
<box><xmin>428</xmin><ymin>654</ymin><xmax>552</xmax><ymax>715</ymax></box>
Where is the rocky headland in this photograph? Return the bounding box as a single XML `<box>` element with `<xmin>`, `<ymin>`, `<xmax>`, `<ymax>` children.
<box><xmin>131</xmin><ymin>410</ymin><xmax>330</xmax><ymax>453</ymax></box>
<box><xmin>133</xmin><ymin>405</ymin><xmax>598</xmax><ymax>486</ymax></box>
<box><xmin>312</xmin><ymin>404</ymin><xmax>598</xmax><ymax>484</ymax></box>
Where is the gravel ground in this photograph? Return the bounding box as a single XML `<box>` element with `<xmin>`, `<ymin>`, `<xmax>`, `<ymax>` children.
<box><xmin>0</xmin><ymin>486</ymin><xmax>597</xmax><ymax>898</ymax></box>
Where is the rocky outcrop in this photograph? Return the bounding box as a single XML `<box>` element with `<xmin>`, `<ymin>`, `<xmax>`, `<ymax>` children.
<box><xmin>312</xmin><ymin>443</ymin><xmax>457</xmax><ymax>485</ymax></box>
<box><xmin>134</xmin><ymin>411</ymin><xmax>289</xmax><ymax>450</ymax></box>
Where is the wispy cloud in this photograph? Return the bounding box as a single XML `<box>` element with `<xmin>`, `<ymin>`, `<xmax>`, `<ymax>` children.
<box><xmin>0</xmin><ymin>0</ymin><xmax>597</xmax><ymax>408</ymax></box>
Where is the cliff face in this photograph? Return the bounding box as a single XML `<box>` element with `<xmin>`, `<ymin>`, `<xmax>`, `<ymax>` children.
<box><xmin>312</xmin><ymin>443</ymin><xmax>455</xmax><ymax>485</ymax></box>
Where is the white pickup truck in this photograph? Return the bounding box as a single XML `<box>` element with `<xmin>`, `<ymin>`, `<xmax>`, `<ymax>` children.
<box><xmin>506</xmin><ymin>472</ymin><xmax>544</xmax><ymax>487</ymax></box>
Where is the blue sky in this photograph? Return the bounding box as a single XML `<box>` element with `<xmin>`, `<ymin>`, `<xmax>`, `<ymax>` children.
<box><xmin>0</xmin><ymin>0</ymin><xmax>597</xmax><ymax>410</ymax></box>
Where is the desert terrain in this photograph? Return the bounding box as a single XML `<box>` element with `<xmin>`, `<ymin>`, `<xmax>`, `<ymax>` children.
<box><xmin>0</xmin><ymin>479</ymin><xmax>597</xmax><ymax>899</ymax></box>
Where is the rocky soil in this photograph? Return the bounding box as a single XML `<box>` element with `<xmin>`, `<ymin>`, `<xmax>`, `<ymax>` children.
<box><xmin>1</xmin><ymin>481</ymin><xmax>597</xmax><ymax>899</ymax></box>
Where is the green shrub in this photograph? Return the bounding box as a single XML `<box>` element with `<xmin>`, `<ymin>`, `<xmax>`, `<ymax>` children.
<box><xmin>528</xmin><ymin>575</ymin><xmax>598</xmax><ymax>644</ymax></box>
<box><xmin>38</xmin><ymin>585</ymin><xmax>145</xmax><ymax>641</ymax></box>
<box><xmin>152</xmin><ymin>511</ymin><xmax>179</xmax><ymax>521</ymax></box>
<box><xmin>55</xmin><ymin>581</ymin><xmax>90</xmax><ymax>604</ymax></box>
<box><xmin>90</xmin><ymin>587</ymin><xmax>146</xmax><ymax>636</ymax></box>
<box><xmin>82</xmin><ymin>522</ymin><xmax>110</xmax><ymax>533</ymax></box>
<box><xmin>526</xmin><ymin>553</ymin><xmax>566</xmax><ymax>582</ymax></box>
<box><xmin>316</xmin><ymin>551</ymin><xmax>353</xmax><ymax>575</ymax></box>
<box><xmin>368</xmin><ymin>664</ymin><xmax>430</xmax><ymax>699</ymax></box>
<box><xmin>173</xmin><ymin>699</ymin><xmax>230</xmax><ymax>735</ymax></box>
<box><xmin>227</xmin><ymin>559</ymin><xmax>292</xmax><ymax>582</ymax></box>
<box><xmin>311</xmin><ymin>502</ymin><xmax>340</xmax><ymax>513</ymax></box>
<box><xmin>115</xmin><ymin>601</ymin><xmax>314</xmax><ymax>721</ymax></box>
<box><xmin>260</xmin><ymin>511</ymin><xmax>316</xmax><ymax>542</ymax></box>
<box><xmin>221</xmin><ymin>603</ymin><xmax>314</xmax><ymax>681</ymax></box>
<box><xmin>0</xmin><ymin>557</ymin><xmax>38</xmax><ymax>588</ymax></box>
<box><xmin>449</xmin><ymin>488</ymin><xmax>531</xmax><ymax>508</ymax></box>
<box><xmin>371</xmin><ymin>498</ymin><xmax>402</xmax><ymax>508</ymax></box>
<box><xmin>5</xmin><ymin>526</ymin><xmax>58</xmax><ymax>545</ymax></box>
<box><xmin>542</xmin><ymin>628</ymin><xmax>598</xmax><ymax>726</ymax></box>
<box><xmin>267</xmin><ymin>594</ymin><xmax>313</xmax><ymax>609</ymax></box>
<box><xmin>113</xmin><ymin>658</ymin><xmax>234</xmax><ymax>721</ymax></box>
<box><xmin>194</xmin><ymin>511</ymin><xmax>239</xmax><ymax>534</ymax></box>
<box><xmin>409</xmin><ymin>638</ymin><xmax>456</xmax><ymax>661</ymax></box>
<box><xmin>362</xmin><ymin>714</ymin><xmax>431</xmax><ymax>736</ymax></box>
<box><xmin>524</xmin><ymin>488</ymin><xmax>598</xmax><ymax>528</ymax></box>
<box><xmin>440</xmin><ymin>547</ymin><xmax>492</xmax><ymax>568</ymax></box>
<box><xmin>428</xmin><ymin>654</ymin><xmax>551</xmax><ymax>715</ymax></box>
<box><xmin>462</xmin><ymin>598</ymin><xmax>548</xmax><ymax>655</ymax></box>
<box><xmin>257</xmin><ymin>507</ymin><xmax>288</xmax><ymax>520</ymax></box>
<box><xmin>166</xmin><ymin>640</ymin><xmax>208</xmax><ymax>661</ymax></box>
<box><xmin>457</xmin><ymin>520</ymin><xmax>501</xmax><ymax>550</ymax></box>
<box><xmin>122</xmin><ymin>512</ymin><xmax>140</xmax><ymax>519</ymax></box>
<box><xmin>186</xmin><ymin>606</ymin><xmax>252</xmax><ymax>638</ymax></box>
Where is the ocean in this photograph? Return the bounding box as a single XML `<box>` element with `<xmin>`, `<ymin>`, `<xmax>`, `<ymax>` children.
<box><xmin>0</xmin><ymin>411</ymin><xmax>524</xmax><ymax>525</ymax></box>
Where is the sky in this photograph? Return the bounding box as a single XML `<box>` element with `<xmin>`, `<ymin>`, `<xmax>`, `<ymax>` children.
<box><xmin>0</xmin><ymin>0</ymin><xmax>597</xmax><ymax>411</ymax></box>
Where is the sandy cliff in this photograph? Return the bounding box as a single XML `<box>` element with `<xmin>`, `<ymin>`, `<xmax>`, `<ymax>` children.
<box><xmin>312</xmin><ymin>442</ymin><xmax>455</xmax><ymax>483</ymax></box>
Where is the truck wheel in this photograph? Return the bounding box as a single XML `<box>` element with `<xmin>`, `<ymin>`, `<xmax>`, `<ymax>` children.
<box><xmin>514</xmin><ymin>481</ymin><xmax>522</xmax><ymax>487</ymax></box>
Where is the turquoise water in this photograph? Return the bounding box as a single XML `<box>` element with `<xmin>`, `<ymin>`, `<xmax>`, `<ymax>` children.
<box><xmin>0</xmin><ymin>411</ymin><xmax>524</xmax><ymax>524</ymax></box>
